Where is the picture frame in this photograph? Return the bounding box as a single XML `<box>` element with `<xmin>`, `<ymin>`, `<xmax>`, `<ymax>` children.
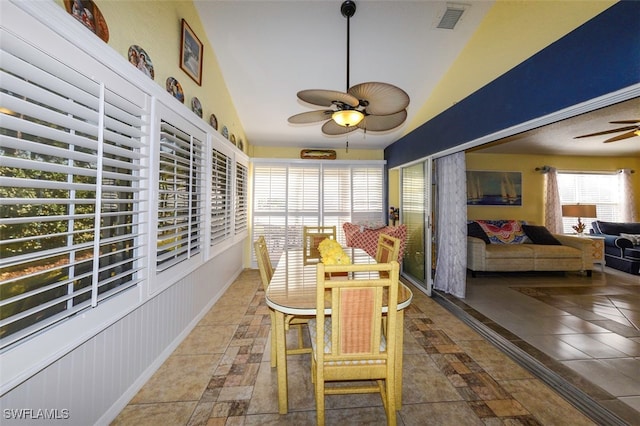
<box><xmin>180</xmin><ymin>19</ymin><xmax>203</xmax><ymax>85</ymax></box>
<box><xmin>300</xmin><ymin>149</ymin><xmax>337</xmax><ymax>160</ymax></box>
<box><xmin>466</xmin><ymin>170</ymin><xmax>522</xmax><ymax>206</ymax></box>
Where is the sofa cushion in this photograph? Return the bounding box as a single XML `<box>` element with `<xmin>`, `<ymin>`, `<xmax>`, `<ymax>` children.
<box><xmin>527</xmin><ymin>244</ymin><xmax>581</xmax><ymax>259</ymax></box>
<box><xmin>467</xmin><ymin>221</ymin><xmax>490</xmax><ymax>244</ymax></box>
<box><xmin>522</xmin><ymin>225</ymin><xmax>561</xmax><ymax>245</ymax></box>
<box><xmin>593</xmin><ymin>220</ymin><xmax>640</xmax><ymax>235</ymax></box>
<box><xmin>484</xmin><ymin>244</ymin><xmax>534</xmax><ymax>259</ymax></box>
<box><xmin>476</xmin><ymin>220</ymin><xmax>528</xmax><ymax>244</ymax></box>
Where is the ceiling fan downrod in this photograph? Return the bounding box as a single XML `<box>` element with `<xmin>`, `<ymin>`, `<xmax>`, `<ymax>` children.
<box><xmin>341</xmin><ymin>1</ymin><xmax>356</xmax><ymax>92</ymax></box>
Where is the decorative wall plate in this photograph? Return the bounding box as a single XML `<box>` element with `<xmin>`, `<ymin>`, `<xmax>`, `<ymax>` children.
<box><xmin>191</xmin><ymin>97</ymin><xmax>203</xmax><ymax>118</ymax></box>
<box><xmin>230</xmin><ymin>134</ymin><xmax>236</xmax><ymax>145</ymax></box>
<box><xmin>221</xmin><ymin>126</ymin><xmax>229</xmax><ymax>139</ymax></box>
<box><xmin>166</xmin><ymin>77</ymin><xmax>184</xmax><ymax>103</ymax></box>
<box><xmin>128</xmin><ymin>45</ymin><xmax>154</xmax><ymax>79</ymax></box>
<box><xmin>209</xmin><ymin>114</ymin><xmax>218</xmax><ymax>130</ymax></box>
<box><xmin>238</xmin><ymin>139</ymin><xmax>244</xmax><ymax>152</ymax></box>
<box><xmin>64</xmin><ymin>0</ymin><xmax>109</xmax><ymax>42</ymax></box>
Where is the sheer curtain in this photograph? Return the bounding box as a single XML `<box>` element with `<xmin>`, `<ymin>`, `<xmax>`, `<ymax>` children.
<box><xmin>619</xmin><ymin>169</ymin><xmax>637</xmax><ymax>222</ymax></box>
<box><xmin>434</xmin><ymin>152</ymin><xmax>467</xmax><ymax>298</ymax></box>
<box><xmin>543</xmin><ymin>167</ymin><xmax>563</xmax><ymax>233</ymax></box>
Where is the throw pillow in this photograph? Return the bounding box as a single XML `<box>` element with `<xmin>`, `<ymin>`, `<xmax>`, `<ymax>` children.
<box><xmin>467</xmin><ymin>221</ymin><xmax>490</xmax><ymax>244</ymax></box>
<box><xmin>620</xmin><ymin>233</ymin><xmax>640</xmax><ymax>246</ymax></box>
<box><xmin>522</xmin><ymin>225</ymin><xmax>561</xmax><ymax>245</ymax></box>
<box><xmin>475</xmin><ymin>220</ymin><xmax>528</xmax><ymax>244</ymax></box>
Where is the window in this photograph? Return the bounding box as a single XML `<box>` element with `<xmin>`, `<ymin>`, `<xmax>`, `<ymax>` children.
<box><xmin>211</xmin><ymin>148</ymin><xmax>232</xmax><ymax>245</ymax></box>
<box><xmin>558</xmin><ymin>172</ymin><xmax>621</xmax><ymax>233</ymax></box>
<box><xmin>0</xmin><ymin>32</ymin><xmax>146</xmax><ymax>350</ymax></box>
<box><xmin>156</xmin><ymin>121</ymin><xmax>204</xmax><ymax>272</ymax></box>
<box><xmin>252</xmin><ymin>160</ymin><xmax>385</xmax><ymax>263</ymax></box>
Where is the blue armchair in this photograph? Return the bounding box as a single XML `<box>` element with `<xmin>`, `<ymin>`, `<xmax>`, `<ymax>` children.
<box><xmin>591</xmin><ymin>221</ymin><xmax>640</xmax><ymax>275</ymax></box>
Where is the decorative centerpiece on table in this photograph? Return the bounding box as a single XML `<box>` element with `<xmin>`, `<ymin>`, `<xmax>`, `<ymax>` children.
<box><xmin>317</xmin><ymin>238</ymin><xmax>350</xmax><ymax>277</ymax></box>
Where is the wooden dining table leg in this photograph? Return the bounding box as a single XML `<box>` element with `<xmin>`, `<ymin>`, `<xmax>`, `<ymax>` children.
<box><xmin>395</xmin><ymin>310</ymin><xmax>405</xmax><ymax>409</ymax></box>
<box><xmin>274</xmin><ymin>310</ymin><xmax>289</xmax><ymax>414</ymax></box>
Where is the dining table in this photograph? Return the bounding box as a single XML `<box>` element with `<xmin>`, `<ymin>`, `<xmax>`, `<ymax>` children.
<box><xmin>265</xmin><ymin>247</ymin><xmax>413</xmax><ymax>414</ymax></box>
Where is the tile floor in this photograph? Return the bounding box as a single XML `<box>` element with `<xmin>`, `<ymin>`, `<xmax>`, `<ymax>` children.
<box><xmin>445</xmin><ymin>266</ymin><xmax>640</xmax><ymax>425</ymax></box>
<box><xmin>112</xmin><ymin>269</ymin><xmax>614</xmax><ymax>425</ymax></box>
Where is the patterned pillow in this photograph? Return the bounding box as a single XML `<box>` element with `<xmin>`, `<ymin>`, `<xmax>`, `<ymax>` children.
<box><xmin>620</xmin><ymin>233</ymin><xmax>640</xmax><ymax>246</ymax></box>
<box><xmin>475</xmin><ymin>220</ymin><xmax>528</xmax><ymax>244</ymax></box>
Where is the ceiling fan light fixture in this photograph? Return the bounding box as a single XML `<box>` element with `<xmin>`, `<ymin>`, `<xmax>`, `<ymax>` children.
<box><xmin>332</xmin><ymin>109</ymin><xmax>364</xmax><ymax>127</ymax></box>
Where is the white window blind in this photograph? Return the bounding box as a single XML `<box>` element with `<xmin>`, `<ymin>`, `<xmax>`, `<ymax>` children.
<box><xmin>252</xmin><ymin>161</ymin><xmax>385</xmax><ymax>264</ymax></box>
<box><xmin>0</xmin><ymin>30</ymin><xmax>146</xmax><ymax>350</ymax></box>
<box><xmin>211</xmin><ymin>148</ymin><xmax>232</xmax><ymax>245</ymax></box>
<box><xmin>558</xmin><ymin>172</ymin><xmax>620</xmax><ymax>233</ymax></box>
<box><xmin>235</xmin><ymin>162</ymin><xmax>248</xmax><ymax>234</ymax></box>
<box><xmin>156</xmin><ymin>121</ymin><xmax>204</xmax><ymax>271</ymax></box>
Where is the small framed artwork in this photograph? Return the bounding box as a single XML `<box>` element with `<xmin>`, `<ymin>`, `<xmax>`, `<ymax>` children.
<box><xmin>180</xmin><ymin>19</ymin><xmax>203</xmax><ymax>85</ymax></box>
<box><xmin>466</xmin><ymin>170</ymin><xmax>522</xmax><ymax>206</ymax></box>
<box><xmin>301</xmin><ymin>149</ymin><xmax>337</xmax><ymax>160</ymax></box>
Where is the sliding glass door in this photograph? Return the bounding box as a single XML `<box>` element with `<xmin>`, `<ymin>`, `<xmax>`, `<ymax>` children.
<box><xmin>400</xmin><ymin>159</ymin><xmax>433</xmax><ymax>295</ymax></box>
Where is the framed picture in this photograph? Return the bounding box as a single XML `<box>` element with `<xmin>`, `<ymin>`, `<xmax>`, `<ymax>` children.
<box><xmin>180</xmin><ymin>19</ymin><xmax>203</xmax><ymax>85</ymax></box>
<box><xmin>466</xmin><ymin>170</ymin><xmax>522</xmax><ymax>206</ymax></box>
<box><xmin>300</xmin><ymin>149</ymin><xmax>337</xmax><ymax>160</ymax></box>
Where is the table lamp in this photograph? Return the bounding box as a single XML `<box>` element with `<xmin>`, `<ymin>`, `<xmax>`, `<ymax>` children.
<box><xmin>561</xmin><ymin>204</ymin><xmax>597</xmax><ymax>234</ymax></box>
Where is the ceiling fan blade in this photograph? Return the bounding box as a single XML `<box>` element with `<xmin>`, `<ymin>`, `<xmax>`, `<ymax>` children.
<box><xmin>321</xmin><ymin>119</ymin><xmax>358</xmax><ymax>136</ymax></box>
<box><xmin>609</xmin><ymin>120</ymin><xmax>640</xmax><ymax>124</ymax></box>
<box><xmin>348</xmin><ymin>82</ymin><xmax>409</xmax><ymax>115</ymax></box>
<box><xmin>297</xmin><ymin>89</ymin><xmax>359</xmax><ymax>108</ymax></box>
<box><xmin>574</xmin><ymin>125</ymin><xmax>638</xmax><ymax>138</ymax></box>
<box><xmin>357</xmin><ymin>110</ymin><xmax>408</xmax><ymax>132</ymax></box>
<box><xmin>603</xmin><ymin>130</ymin><xmax>639</xmax><ymax>143</ymax></box>
<box><xmin>288</xmin><ymin>110</ymin><xmax>333</xmax><ymax>124</ymax></box>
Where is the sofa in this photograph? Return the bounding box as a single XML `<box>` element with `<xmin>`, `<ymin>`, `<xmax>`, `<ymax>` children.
<box><xmin>590</xmin><ymin>220</ymin><xmax>640</xmax><ymax>275</ymax></box>
<box><xmin>467</xmin><ymin>220</ymin><xmax>593</xmax><ymax>277</ymax></box>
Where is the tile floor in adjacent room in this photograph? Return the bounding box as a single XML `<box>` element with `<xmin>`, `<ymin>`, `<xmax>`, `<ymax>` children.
<box><xmin>111</xmin><ymin>268</ymin><xmax>623</xmax><ymax>426</ymax></box>
<box><xmin>450</xmin><ymin>266</ymin><xmax>640</xmax><ymax>425</ymax></box>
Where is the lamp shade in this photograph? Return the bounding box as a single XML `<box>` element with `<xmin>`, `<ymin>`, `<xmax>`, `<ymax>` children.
<box><xmin>561</xmin><ymin>204</ymin><xmax>597</xmax><ymax>218</ymax></box>
<box><xmin>332</xmin><ymin>109</ymin><xmax>364</xmax><ymax>127</ymax></box>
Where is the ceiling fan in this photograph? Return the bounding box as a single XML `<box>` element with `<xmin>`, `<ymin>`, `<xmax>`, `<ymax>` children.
<box><xmin>574</xmin><ymin>119</ymin><xmax>640</xmax><ymax>143</ymax></box>
<box><xmin>287</xmin><ymin>0</ymin><xmax>409</xmax><ymax>138</ymax></box>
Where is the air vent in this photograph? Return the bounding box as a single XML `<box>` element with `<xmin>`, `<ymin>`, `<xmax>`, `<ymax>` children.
<box><xmin>437</xmin><ymin>4</ymin><xmax>466</xmax><ymax>30</ymax></box>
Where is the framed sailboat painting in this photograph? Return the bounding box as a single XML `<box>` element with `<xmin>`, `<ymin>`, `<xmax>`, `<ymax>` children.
<box><xmin>466</xmin><ymin>171</ymin><xmax>522</xmax><ymax>206</ymax></box>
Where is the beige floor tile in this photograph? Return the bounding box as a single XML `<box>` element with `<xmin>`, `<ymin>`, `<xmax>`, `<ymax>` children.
<box><xmin>130</xmin><ymin>354</ymin><xmax>220</xmax><ymax>404</ymax></box>
<box><xmin>399</xmin><ymin>401</ymin><xmax>485</xmax><ymax>426</ymax></box>
<box><xmin>111</xmin><ymin>401</ymin><xmax>197</xmax><ymax>426</ymax></box>
<box><xmin>173</xmin><ymin>325</ymin><xmax>238</xmax><ymax>355</ymax></box>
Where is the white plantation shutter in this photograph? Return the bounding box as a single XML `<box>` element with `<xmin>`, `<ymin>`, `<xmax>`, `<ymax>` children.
<box><xmin>156</xmin><ymin>121</ymin><xmax>204</xmax><ymax>272</ymax></box>
<box><xmin>558</xmin><ymin>172</ymin><xmax>621</xmax><ymax>233</ymax></box>
<box><xmin>211</xmin><ymin>148</ymin><xmax>232</xmax><ymax>245</ymax></box>
<box><xmin>0</xmin><ymin>30</ymin><xmax>147</xmax><ymax>350</ymax></box>
<box><xmin>235</xmin><ymin>162</ymin><xmax>248</xmax><ymax>234</ymax></box>
<box><xmin>252</xmin><ymin>160</ymin><xmax>385</xmax><ymax>264</ymax></box>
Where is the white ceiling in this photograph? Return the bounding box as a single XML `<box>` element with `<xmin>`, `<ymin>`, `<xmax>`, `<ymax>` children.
<box><xmin>195</xmin><ymin>1</ymin><xmax>639</xmax><ymax>156</ymax></box>
<box><xmin>195</xmin><ymin>0</ymin><xmax>494</xmax><ymax>150</ymax></box>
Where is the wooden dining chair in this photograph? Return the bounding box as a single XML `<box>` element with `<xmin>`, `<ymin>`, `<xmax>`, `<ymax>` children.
<box><xmin>254</xmin><ymin>236</ymin><xmax>310</xmax><ymax>368</ymax></box>
<box><xmin>375</xmin><ymin>234</ymin><xmax>401</xmax><ymax>278</ymax></box>
<box><xmin>303</xmin><ymin>225</ymin><xmax>337</xmax><ymax>264</ymax></box>
<box><xmin>309</xmin><ymin>261</ymin><xmax>400</xmax><ymax>426</ymax></box>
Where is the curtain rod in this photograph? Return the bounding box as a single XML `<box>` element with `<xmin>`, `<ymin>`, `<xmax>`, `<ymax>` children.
<box><xmin>534</xmin><ymin>166</ymin><xmax>635</xmax><ymax>174</ymax></box>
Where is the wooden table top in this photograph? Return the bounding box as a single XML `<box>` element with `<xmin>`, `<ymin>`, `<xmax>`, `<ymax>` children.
<box><xmin>266</xmin><ymin>248</ymin><xmax>413</xmax><ymax>315</ymax></box>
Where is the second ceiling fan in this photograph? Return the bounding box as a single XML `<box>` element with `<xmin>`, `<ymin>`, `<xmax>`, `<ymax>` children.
<box><xmin>288</xmin><ymin>0</ymin><xmax>409</xmax><ymax>136</ymax></box>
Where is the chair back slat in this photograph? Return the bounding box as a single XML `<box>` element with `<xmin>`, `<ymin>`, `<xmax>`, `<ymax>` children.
<box><xmin>303</xmin><ymin>225</ymin><xmax>337</xmax><ymax>264</ymax></box>
<box><xmin>375</xmin><ymin>234</ymin><xmax>401</xmax><ymax>264</ymax></box>
<box><xmin>254</xmin><ymin>236</ymin><xmax>273</xmax><ymax>291</ymax></box>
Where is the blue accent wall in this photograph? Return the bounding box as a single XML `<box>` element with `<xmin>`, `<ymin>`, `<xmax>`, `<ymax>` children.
<box><xmin>385</xmin><ymin>1</ymin><xmax>640</xmax><ymax>169</ymax></box>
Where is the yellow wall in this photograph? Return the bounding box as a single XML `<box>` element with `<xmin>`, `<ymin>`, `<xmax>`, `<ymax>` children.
<box><xmin>55</xmin><ymin>0</ymin><xmax>247</xmax><ymax>150</ymax></box>
<box><xmin>250</xmin><ymin>146</ymin><xmax>383</xmax><ymax>161</ymax></box>
<box><xmin>466</xmin><ymin>153</ymin><xmax>640</xmax><ymax>224</ymax></box>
